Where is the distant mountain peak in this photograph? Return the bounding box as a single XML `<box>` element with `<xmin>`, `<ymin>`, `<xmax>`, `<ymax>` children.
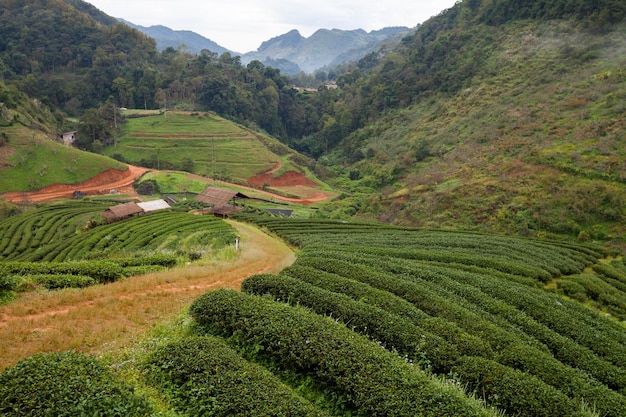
<box><xmin>258</xmin><ymin>29</ymin><xmax>305</xmax><ymax>52</ymax></box>
<box><xmin>119</xmin><ymin>19</ymin><xmax>234</xmax><ymax>55</ymax></box>
<box><xmin>244</xmin><ymin>26</ymin><xmax>412</xmax><ymax>74</ymax></box>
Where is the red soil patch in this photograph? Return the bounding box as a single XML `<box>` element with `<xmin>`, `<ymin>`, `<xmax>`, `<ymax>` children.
<box><xmin>247</xmin><ymin>170</ymin><xmax>319</xmax><ymax>188</ymax></box>
<box><xmin>2</xmin><ymin>165</ymin><xmax>149</xmax><ymax>203</ymax></box>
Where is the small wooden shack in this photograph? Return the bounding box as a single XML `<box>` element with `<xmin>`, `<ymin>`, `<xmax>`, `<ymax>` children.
<box><xmin>101</xmin><ymin>202</ymin><xmax>143</xmax><ymax>222</ymax></box>
<box><xmin>195</xmin><ymin>186</ymin><xmax>249</xmax><ymax>217</ymax></box>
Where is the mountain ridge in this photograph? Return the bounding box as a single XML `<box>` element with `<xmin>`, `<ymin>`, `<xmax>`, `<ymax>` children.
<box><xmin>116</xmin><ymin>17</ymin><xmax>412</xmax><ymax>74</ymax></box>
<box><xmin>242</xmin><ymin>26</ymin><xmax>412</xmax><ymax>74</ymax></box>
<box><xmin>118</xmin><ymin>19</ymin><xmax>234</xmax><ymax>56</ymax></box>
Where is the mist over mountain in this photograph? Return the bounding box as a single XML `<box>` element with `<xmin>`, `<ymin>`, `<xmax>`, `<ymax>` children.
<box><xmin>242</xmin><ymin>27</ymin><xmax>412</xmax><ymax>74</ymax></box>
<box><xmin>118</xmin><ymin>19</ymin><xmax>412</xmax><ymax>75</ymax></box>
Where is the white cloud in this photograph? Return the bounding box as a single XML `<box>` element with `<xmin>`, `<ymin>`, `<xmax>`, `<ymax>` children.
<box><xmin>86</xmin><ymin>0</ymin><xmax>457</xmax><ymax>52</ymax></box>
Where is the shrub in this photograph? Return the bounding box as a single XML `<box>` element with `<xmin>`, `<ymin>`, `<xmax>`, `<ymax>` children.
<box><xmin>190</xmin><ymin>289</ymin><xmax>496</xmax><ymax>417</ymax></box>
<box><xmin>113</xmin><ymin>254</ymin><xmax>179</xmax><ymax>268</ymax></box>
<box><xmin>0</xmin><ymin>272</ymin><xmax>17</xmax><ymax>291</ymax></box>
<box><xmin>499</xmin><ymin>344</ymin><xmax>626</xmax><ymax>417</ymax></box>
<box><xmin>557</xmin><ymin>278</ymin><xmax>588</xmax><ymax>301</ymax></box>
<box><xmin>120</xmin><ymin>265</ymin><xmax>166</xmax><ymax>277</ymax></box>
<box><xmin>242</xmin><ymin>273</ymin><xmax>460</xmax><ymax>373</ymax></box>
<box><xmin>451</xmin><ymin>356</ymin><xmax>584</xmax><ymax>417</ymax></box>
<box><xmin>0</xmin><ymin>261</ymin><xmax>123</xmax><ymax>283</ymax></box>
<box><xmin>20</xmin><ymin>274</ymin><xmax>96</xmax><ymax>290</ymax></box>
<box><xmin>142</xmin><ymin>336</ymin><xmax>329</xmax><ymax>417</ymax></box>
<box><xmin>0</xmin><ymin>351</ymin><xmax>154</xmax><ymax>416</ymax></box>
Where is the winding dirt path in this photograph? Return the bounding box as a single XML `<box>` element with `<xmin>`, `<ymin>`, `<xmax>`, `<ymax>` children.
<box><xmin>1</xmin><ymin>165</ymin><xmax>150</xmax><ymax>203</ymax></box>
<box><xmin>0</xmin><ymin>220</ymin><xmax>295</xmax><ymax>371</ymax></box>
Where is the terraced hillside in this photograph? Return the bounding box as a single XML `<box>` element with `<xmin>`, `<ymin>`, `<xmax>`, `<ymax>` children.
<box><xmin>2</xmin><ymin>214</ymin><xmax>626</xmax><ymax>416</ymax></box>
<box><xmin>105</xmin><ymin>111</ymin><xmax>302</xmax><ymax>184</ymax></box>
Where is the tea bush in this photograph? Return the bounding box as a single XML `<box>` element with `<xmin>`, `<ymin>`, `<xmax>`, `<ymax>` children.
<box><xmin>0</xmin><ymin>351</ymin><xmax>154</xmax><ymax>417</ymax></box>
<box><xmin>190</xmin><ymin>289</ymin><xmax>497</xmax><ymax>417</ymax></box>
<box><xmin>242</xmin><ymin>273</ymin><xmax>460</xmax><ymax>373</ymax></box>
<box><xmin>142</xmin><ymin>336</ymin><xmax>329</xmax><ymax>416</ymax></box>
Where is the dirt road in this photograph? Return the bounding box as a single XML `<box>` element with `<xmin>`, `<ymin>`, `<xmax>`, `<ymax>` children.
<box><xmin>2</xmin><ymin>164</ymin><xmax>334</xmax><ymax>205</ymax></box>
<box><xmin>1</xmin><ymin>165</ymin><xmax>150</xmax><ymax>203</ymax></box>
<box><xmin>0</xmin><ymin>220</ymin><xmax>295</xmax><ymax>371</ymax></box>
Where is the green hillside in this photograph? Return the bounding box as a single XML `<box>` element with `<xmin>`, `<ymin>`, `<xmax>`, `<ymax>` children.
<box><xmin>314</xmin><ymin>15</ymin><xmax>626</xmax><ymax>243</ymax></box>
<box><xmin>0</xmin><ymin>81</ymin><xmax>126</xmax><ymax>193</ymax></box>
<box><xmin>103</xmin><ymin>111</ymin><xmax>301</xmax><ymax>183</ymax></box>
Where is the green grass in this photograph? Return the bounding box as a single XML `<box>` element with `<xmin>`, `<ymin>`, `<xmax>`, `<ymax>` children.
<box><xmin>105</xmin><ymin>112</ymin><xmax>280</xmax><ymax>182</ymax></box>
<box><xmin>137</xmin><ymin>171</ymin><xmax>208</xmax><ymax>194</ymax></box>
<box><xmin>0</xmin><ymin>126</ymin><xmax>126</xmax><ymax>193</ymax></box>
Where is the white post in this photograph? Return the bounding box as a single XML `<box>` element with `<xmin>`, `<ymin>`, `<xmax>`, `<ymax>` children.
<box><xmin>235</xmin><ymin>236</ymin><xmax>240</xmax><ymax>252</ymax></box>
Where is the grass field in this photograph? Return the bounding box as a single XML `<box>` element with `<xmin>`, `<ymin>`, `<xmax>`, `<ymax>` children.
<box><xmin>105</xmin><ymin>112</ymin><xmax>281</xmax><ymax>182</ymax></box>
<box><xmin>0</xmin><ymin>126</ymin><xmax>126</xmax><ymax>193</ymax></box>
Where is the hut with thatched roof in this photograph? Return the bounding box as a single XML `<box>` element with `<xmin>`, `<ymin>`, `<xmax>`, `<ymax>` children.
<box><xmin>195</xmin><ymin>187</ymin><xmax>248</xmax><ymax>207</ymax></box>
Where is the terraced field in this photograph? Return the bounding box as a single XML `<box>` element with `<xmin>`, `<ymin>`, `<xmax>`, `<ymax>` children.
<box><xmin>104</xmin><ymin>112</ymin><xmax>280</xmax><ymax>181</ymax></box>
<box><xmin>3</xmin><ymin>213</ymin><xmax>626</xmax><ymax>417</ymax></box>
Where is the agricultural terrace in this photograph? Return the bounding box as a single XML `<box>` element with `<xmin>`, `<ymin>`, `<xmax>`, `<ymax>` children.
<box><xmin>3</xmin><ymin>213</ymin><xmax>626</xmax><ymax>416</ymax></box>
<box><xmin>105</xmin><ymin>112</ymin><xmax>281</xmax><ymax>182</ymax></box>
<box><xmin>0</xmin><ymin>202</ymin><xmax>237</xmax><ymax>291</ymax></box>
<box><xmin>219</xmin><ymin>215</ymin><xmax>626</xmax><ymax>417</ymax></box>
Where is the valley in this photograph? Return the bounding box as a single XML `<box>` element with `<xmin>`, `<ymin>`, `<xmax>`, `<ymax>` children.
<box><xmin>1</xmin><ymin>0</ymin><xmax>625</xmax><ymax>415</ymax></box>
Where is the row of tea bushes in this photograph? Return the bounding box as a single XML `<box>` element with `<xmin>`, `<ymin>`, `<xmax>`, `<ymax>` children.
<box><xmin>0</xmin><ymin>335</ymin><xmax>331</xmax><ymax>417</ymax></box>
<box><xmin>0</xmin><ymin>352</ymin><xmax>153</xmax><ymax>417</ymax></box>
<box><xmin>280</xmin><ymin>263</ymin><xmax>626</xmax><ymax>416</ymax></box>
<box><xmin>141</xmin><ymin>335</ymin><xmax>329</xmax><ymax>417</ymax></box>
<box><xmin>190</xmin><ymin>289</ymin><xmax>500</xmax><ymax>417</ymax></box>
<box><xmin>241</xmin><ymin>273</ymin><xmax>460</xmax><ymax>373</ymax></box>
<box><xmin>231</xmin><ymin>216</ymin><xmax>626</xmax><ymax>416</ymax></box>
<box><xmin>0</xmin><ymin>203</ymin><xmax>237</xmax><ymax>262</ymax></box>
<box><xmin>242</xmin><ymin>272</ymin><xmax>626</xmax><ymax>417</ymax></box>
<box><xmin>0</xmin><ymin>203</ymin><xmax>107</xmax><ymax>260</ymax></box>
<box><xmin>0</xmin><ymin>254</ymin><xmax>179</xmax><ymax>293</ymax></box>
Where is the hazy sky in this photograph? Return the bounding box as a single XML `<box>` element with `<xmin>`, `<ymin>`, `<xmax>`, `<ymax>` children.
<box><xmin>87</xmin><ymin>0</ymin><xmax>458</xmax><ymax>53</ymax></box>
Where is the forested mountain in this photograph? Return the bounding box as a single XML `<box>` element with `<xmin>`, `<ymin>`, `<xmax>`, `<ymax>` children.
<box><xmin>305</xmin><ymin>0</ymin><xmax>626</xmax><ymax>242</ymax></box>
<box><xmin>0</xmin><ymin>0</ymin><xmax>157</xmax><ymax>114</ymax></box>
<box><xmin>0</xmin><ymin>0</ymin><xmax>311</xmax><ymax>139</ymax></box>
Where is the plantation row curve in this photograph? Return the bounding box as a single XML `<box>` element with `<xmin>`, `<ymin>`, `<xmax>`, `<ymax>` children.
<box><xmin>2</xmin><ymin>211</ymin><xmax>626</xmax><ymax>416</ymax></box>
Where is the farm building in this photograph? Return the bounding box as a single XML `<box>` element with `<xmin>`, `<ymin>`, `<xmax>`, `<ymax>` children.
<box><xmin>101</xmin><ymin>202</ymin><xmax>143</xmax><ymax>222</ymax></box>
<box><xmin>61</xmin><ymin>131</ymin><xmax>77</xmax><ymax>145</ymax></box>
<box><xmin>195</xmin><ymin>186</ymin><xmax>249</xmax><ymax>217</ymax></box>
<box><xmin>101</xmin><ymin>199</ymin><xmax>171</xmax><ymax>222</ymax></box>
<box><xmin>195</xmin><ymin>187</ymin><xmax>248</xmax><ymax>207</ymax></box>
<box><xmin>137</xmin><ymin>199</ymin><xmax>171</xmax><ymax>213</ymax></box>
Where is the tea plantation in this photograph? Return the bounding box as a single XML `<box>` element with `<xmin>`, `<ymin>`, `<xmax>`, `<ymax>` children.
<box><xmin>0</xmin><ymin>202</ymin><xmax>237</xmax><ymax>292</ymax></box>
<box><xmin>2</xmin><ymin>213</ymin><xmax>626</xmax><ymax>416</ymax></box>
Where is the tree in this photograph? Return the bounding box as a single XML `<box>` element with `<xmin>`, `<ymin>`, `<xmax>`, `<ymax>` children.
<box><xmin>76</xmin><ymin>102</ymin><xmax>124</xmax><ymax>150</ymax></box>
<box><xmin>76</xmin><ymin>108</ymin><xmax>107</xmax><ymax>150</ymax></box>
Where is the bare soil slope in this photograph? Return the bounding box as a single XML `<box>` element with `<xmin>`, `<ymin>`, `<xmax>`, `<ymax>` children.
<box><xmin>1</xmin><ymin>165</ymin><xmax>149</xmax><ymax>203</ymax></box>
